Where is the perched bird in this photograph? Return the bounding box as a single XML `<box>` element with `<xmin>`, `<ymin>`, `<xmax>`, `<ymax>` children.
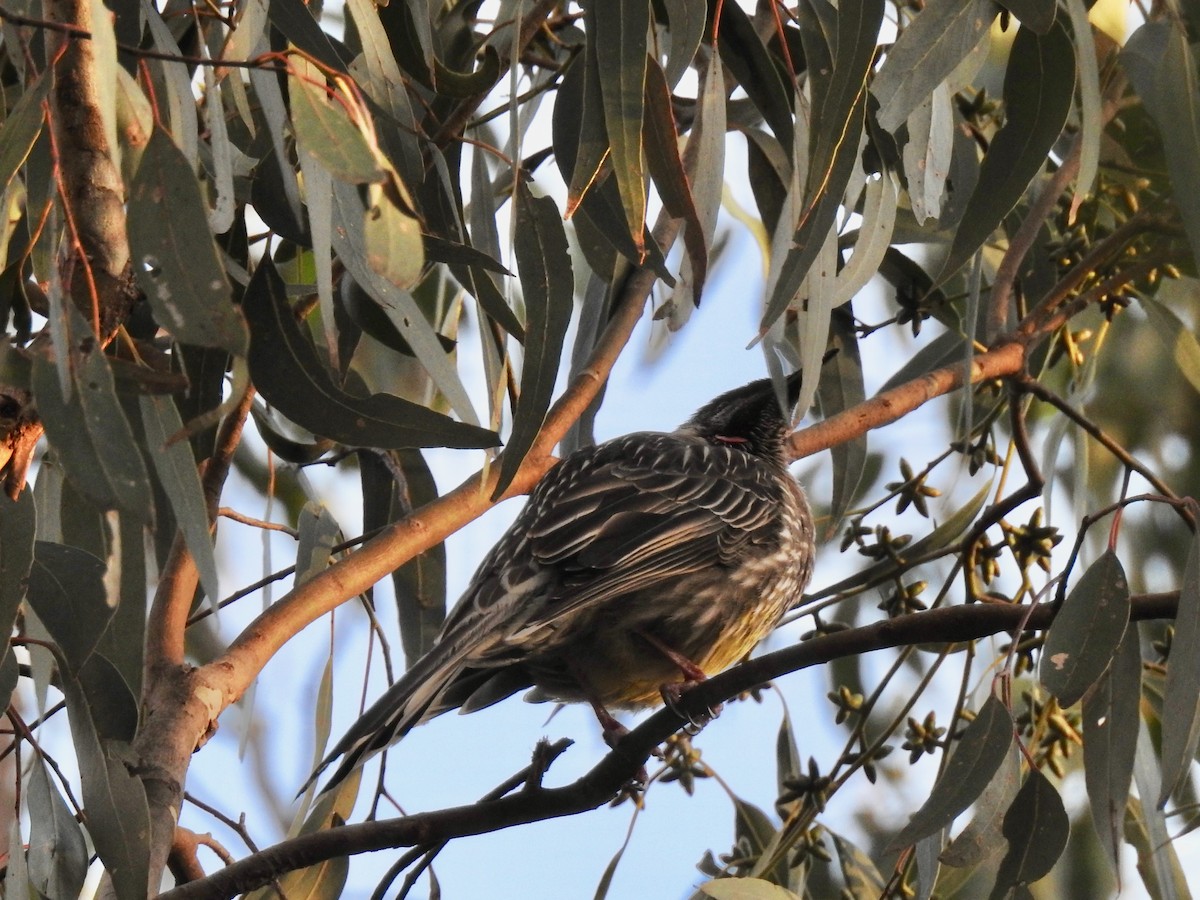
<box><xmin>306</xmin><ymin>374</ymin><xmax>816</xmax><ymax>793</ymax></box>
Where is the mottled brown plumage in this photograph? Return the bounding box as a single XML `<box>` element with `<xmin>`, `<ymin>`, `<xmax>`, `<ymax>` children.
<box><xmin>306</xmin><ymin>375</ymin><xmax>815</xmax><ymax>793</ymax></box>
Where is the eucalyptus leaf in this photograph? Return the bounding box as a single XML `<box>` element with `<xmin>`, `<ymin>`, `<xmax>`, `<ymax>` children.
<box><xmin>1040</xmin><ymin>550</ymin><xmax>1130</xmax><ymax>708</ymax></box>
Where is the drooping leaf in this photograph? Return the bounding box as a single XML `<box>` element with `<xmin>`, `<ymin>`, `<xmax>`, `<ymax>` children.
<box><xmin>660</xmin><ymin>0</ymin><xmax>707</xmax><ymax>89</ymax></box>
<box><xmin>561</xmin><ymin>37</ymin><xmax>610</xmax><ymax>217</ymax></box>
<box><xmin>761</xmin><ymin>0</ymin><xmax>883</xmax><ymax>333</ymax></box>
<box><xmin>588</xmin><ymin>0</ymin><xmax>649</xmax><ymax>252</ymax></box>
<box><xmin>60</xmin><ymin>670</ymin><xmax>150</xmax><ymax>900</ymax></box>
<box><xmin>295</xmin><ymin>502</ymin><xmax>340</xmax><ymax>586</ymax></box>
<box><xmin>26</xmin><ymin>542</ymin><xmax>112</xmax><ymax>673</ymax></box>
<box><xmin>643</xmin><ymin>56</ymin><xmax>706</xmax><ymax>309</ymax></box>
<box><xmin>32</xmin><ymin>319</ymin><xmax>154</xmax><ymax>519</ymax></box>
<box><xmin>872</xmin><ymin>0</ymin><xmax>997</xmax><ymax>133</ymax></box>
<box><xmin>289</xmin><ymin>57</ymin><xmax>383</xmax><ymax>184</ymax></box>
<box><xmin>1084</xmin><ymin>627</ymin><xmax>1141</xmax><ymax>873</ymax></box>
<box><xmin>732</xmin><ymin>796</ymin><xmax>786</xmax><ymax>886</ymax></box>
<box><xmin>700</xmin><ymin>880</ymin><xmax>801</xmax><ymax>900</ymax></box>
<box><xmin>140</xmin><ymin>395</ymin><xmax>220</xmax><ymax>613</ymax></box>
<box><xmin>990</xmin><ymin>770</ymin><xmax>1070</xmax><ymax>899</ymax></box>
<box><xmin>330</xmin><ymin>179</ymin><xmax>484</xmax><ymax>425</ymax></box>
<box><xmin>1040</xmin><ymin>550</ymin><xmax>1130</xmax><ymax>707</ymax></box>
<box><xmin>716</xmin><ymin>0</ymin><xmax>793</xmax><ymax>150</ymax></box>
<box><xmin>27</xmin><ymin>757</ymin><xmax>88</xmax><ymax>900</ymax></box>
<box><xmin>492</xmin><ymin>185</ymin><xmax>574</xmax><ymax>499</ymax></box>
<box><xmin>268</xmin><ymin>0</ymin><xmax>347</xmax><ymax>72</ymax></box>
<box><xmin>997</xmin><ymin>0</ymin><xmax>1055</xmax><ymax>34</ymax></box>
<box><xmin>937</xmin><ymin>22</ymin><xmax>1076</xmax><ymax>282</ymax></box>
<box><xmin>5</xmin><ymin>814</ymin><xmax>30</xmax><ymax>900</ymax></box>
<box><xmin>1141</xmin><ymin>294</ymin><xmax>1200</xmax><ymax>398</ymax></box>
<box><xmin>1123</xmin><ymin>21</ymin><xmax>1200</xmax><ymax>272</ymax></box>
<box><xmin>242</xmin><ymin>258</ymin><xmax>499</xmax><ymax>450</ymax></box>
<box><xmin>832</xmin><ymin>831</ymin><xmax>887</xmax><ymax>898</ymax></box>
<box><xmin>901</xmin><ymin>83</ymin><xmax>955</xmax><ymax>224</ymax></box>
<box><xmin>940</xmin><ymin>744</ymin><xmax>1020</xmax><ymax>867</ymax></box>
<box><xmin>1064</xmin><ymin>0</ymin><xmax>1102</xmax><ymax>219</ymax></box>
<box><xmin>1159</xmin><ymin>527</ymin><xmax>1200</xmax><ymax>804</ymax></box>
<box><xmin>890</xmin><ymin>695</ymin><xmax>1014</xmax><ymax>850</ymax></box>
<box><xmin>362</xmin><ymin>176</ymin><xmax>425</xmax><ymax>290</ymax></box>
<box><xmin>77</xmin><ymin>652</ymin><xmax>138</xmax><ymax>743</ymax></box>
<box><xmin>0</xmin><ymin>71</ymin><xmax>48</xmax><ymax>195</ymax></box>
<box><xmin>0</xmin><ymin>489</ymin><xmax>35</xmax><ymax>682</ymax></box>
<box><xmin>818</xmin><ymin>306</ymin><xmax>866</xmax><ymax>534</ymax></box>
<box><xmin>128</xmin><ymin>129</ymin><xmax>248</xmax><ymax>355</ymax></box>
<box><xmin>391</xmin><ymin>451</ymin><xmax>446</xmax><ymax>666</ymax></box>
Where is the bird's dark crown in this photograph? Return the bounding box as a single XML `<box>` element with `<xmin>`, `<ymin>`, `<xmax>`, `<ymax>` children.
<box><xmin>679</xmin><ymin>372</ymin><xmax>802</xmax><ymax>462</ymax></box>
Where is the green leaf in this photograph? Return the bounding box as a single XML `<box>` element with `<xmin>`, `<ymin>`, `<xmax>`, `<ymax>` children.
<box><xmin>890</xmin><ymin>695</ymin><xmax>1014</xmax><ymax>850</ymax></box>
<box><xmin>872</xmin><ymin>0</ymin><xmax>997</xmax><ymax>133</ymax></box>
<box><xmin>78</xmin><ymin>652</ymin><xmax>138</xmax><ymax>743</ymax></box>
<box><xmin>492</xmin><ymin>185</ymin><xmax>574</xmax><ymax>500</ymax></box>
<box><xmin>5</xmin><ymin>814</ymin><xmax>30</xmax><ymax>900</ymax></box>
<box><xmin>940</xmin><ymin>744</ymin><xmax>1020</xmax><ymax>867</ymax></box>
<box><xmin>0</xmin><ymin>72</ymin><xmax>48</xmax><ymax>195</ymax></box>
<box><xmin>140</xmin><ymin>395</ymin><xmax>220</xmax><ymax>613</ymax></box>
<box><xmin>561</xmin><ymin>41</ymin><xmax>610</xmax><ymax>217</ymax></box>
<box><xmin>1084</xmin><ymin>627</ymin><xmax>1141</xmax><ymax>873</ymax></box>
<box><xmin>761</xmin><ymin>0</ymin><xmax>883</xmax><ymax>333</ymax></box>
<box><xmin>1160</xmin><ymin>528</ymin><xmax>1200</xmax><ymax>804</ymax></box>
<box><xmin>997</xmin><ymin>0</ymin><xmax>1055</xmax><ymax>34</ymax></box>
<box><xmin>243</xmin><ymin>258</ymin><xmax>499</xmax><ymax>450</ymax></box>
<box><xmin>819</xmin><ymin>306</ymin><xmax>866</xmax><ymax>535</ymax></box>
<box><xmin>832</xmin><ymin>831</ymin><xmax>887</xmax><ymax>898</ymax></box>
<box><xmin>295</xmin><ymin>502</ymin><xmax>340</xmax><ymax>586</ymax></box>
<box><xmin>716</xmin><ymin>1</ymin><xmax>793</xmax><ymax>150</ymax></box>
<box><xmin>31</xmin><ymin>318</ymin><xmax>154</xmax><ymax>518</ymax></box>
<box><xmin>990</xmin><ymin>770</ymin><xmax>1070</xmax><ymax>899</ymax></box>
<box><xmin>0</xmin><ymin>489</ymin><xmax>35</xmax><ymax>682</ymax></box>
<box><xmin>644</xmin><ymin>56</ymin><xmax>706</xmax><ymax>307</ymax></box>
<box><xmin>289</xmin><ymin>57</ymin><xmax>383</xmax><ymax>184</ymax></box>
<box><xmin>1123</xmin><ymin>21</ymin><xmax>1200</xmax><ymax>271</ymax></box>
<box><xmin>660</xmin><ymin>0</ymin><xmax>707</xmax><ymax>89</ymax></box>
<box><xmin>27</xmin><ymin>542</ymin><xmax>112</xmax><ymax>673</ymax></box>
<box><xmin>1040</xmin><ymin>550</ymin><xmax>1130</xmax><ymax>707</ymax></box>
<box><xmin>251</xmin><ymin>769</ymin><xmax>361</xmax><ymax>900</ymax></box>
<box><xmin>662</xmin><ymin>50</ymin><xmax>725</xmax><ymax>330</ymax></box>
<box><xmin>1141</xmin><ymin>294</ymin><xmax>1200</xmax><ymax>398</ymax></box>
<box><xmin>389</xmin><ymin>451</ymin><xmax>446</xmax><ymax>667</ymax></box>
<box><xmin>1064</xmin><ymin>0</ymin><xmax>1101</xmax><ymax>217</ymax></box>
<box><xmin>27</xmin><ymin>757</ymin><xmax>88</xmax><ymax>900</ymax></box>
<box><xmin>589</xmin><ymin>0</ymin><xmax>649</xmax><ymax>252</ymax></box>
<box><xmin>268</xmin><ymin>0</ymin><xmax>346</xmax><ymax>73</ymax></box>
<box><xmin>700</xmin><ymin>878</ymin><xmax>801</xmax><ymax>900</ymax></box>
<box><xmin>330</xmin><ymin>179</ymin><xmax>483</xmax><ymax>425</ymax></box>
<box><xmin>128</xmin><ymin>129</ymin><xmax>248</xmax><ymax>355</ymax></box>
<box><xmin>901</xmin><ymin>83</ymin><xmax>954</xmax><ymax>224</ymax></box>
<box><xmin>363</xmin><ymin>177</ymin><xmax>425</xmax><ymax>290</ymax></box>
<box><xmin>937</xmin><ymin>22</ymin><xmax>1076</xmax><ymax>282</ymax></box>
<box><xmin>60</xmin><ymin>669</ymin><xmax>150</xmax><ymax>900</ymax></box>
<box><xmin>732</xmin><ymin>797</ymin><xmax>785</xmax><ymax>884</ymax></box>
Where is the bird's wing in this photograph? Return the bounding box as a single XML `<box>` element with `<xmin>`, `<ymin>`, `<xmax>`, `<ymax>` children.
<box><xmin>446</xmin><ymin>433</ymin><xmax>788</xmax><ymax>658</ymax></box>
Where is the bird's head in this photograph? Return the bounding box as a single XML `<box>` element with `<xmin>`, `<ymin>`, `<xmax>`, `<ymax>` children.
<box><xmin>678</xmin><ymin>371</ymin><xmax>802</xmax><ymax>463</ymax></box>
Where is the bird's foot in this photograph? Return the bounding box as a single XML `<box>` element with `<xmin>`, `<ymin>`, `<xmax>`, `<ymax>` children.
<box><xmin>590</xmin><ymin>701</ymin><xmax>649</xmax><ymax>786</ymax></box>
<box><xmin>660</xmin><ymin>680</ymin><xmax>723</xmax><ymax>734</ymax></box>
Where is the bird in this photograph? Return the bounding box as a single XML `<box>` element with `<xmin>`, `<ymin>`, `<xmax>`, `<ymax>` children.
<box><xmin>305</xmin><ymin>373</ymin><xmax>816</xmax><ymax>794</ymax></box>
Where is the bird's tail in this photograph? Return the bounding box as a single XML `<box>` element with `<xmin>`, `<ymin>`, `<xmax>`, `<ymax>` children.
<box><xmin>299</xmin><ymin>643</ymin><xmax>469</xmax><ymax>796</ymax></box>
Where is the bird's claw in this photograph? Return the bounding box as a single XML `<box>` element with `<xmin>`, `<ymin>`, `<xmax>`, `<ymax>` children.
<box><xmin>661</xmin><ymin>681</ymin><xmax>723</xmax><ymax>733</ymax></box>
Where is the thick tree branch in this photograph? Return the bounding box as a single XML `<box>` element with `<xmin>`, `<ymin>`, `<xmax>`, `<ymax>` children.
<box><xmin>159</xmin><ymin>592</ymin><xmax>1180</xmax><ymax>900</ymax></box>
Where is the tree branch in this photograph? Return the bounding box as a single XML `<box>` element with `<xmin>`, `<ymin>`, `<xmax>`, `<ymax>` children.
<box><xmin>159</xmin><ymin>592</ymin><xmax>1180</xmax><ymax>900</ymax></box>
